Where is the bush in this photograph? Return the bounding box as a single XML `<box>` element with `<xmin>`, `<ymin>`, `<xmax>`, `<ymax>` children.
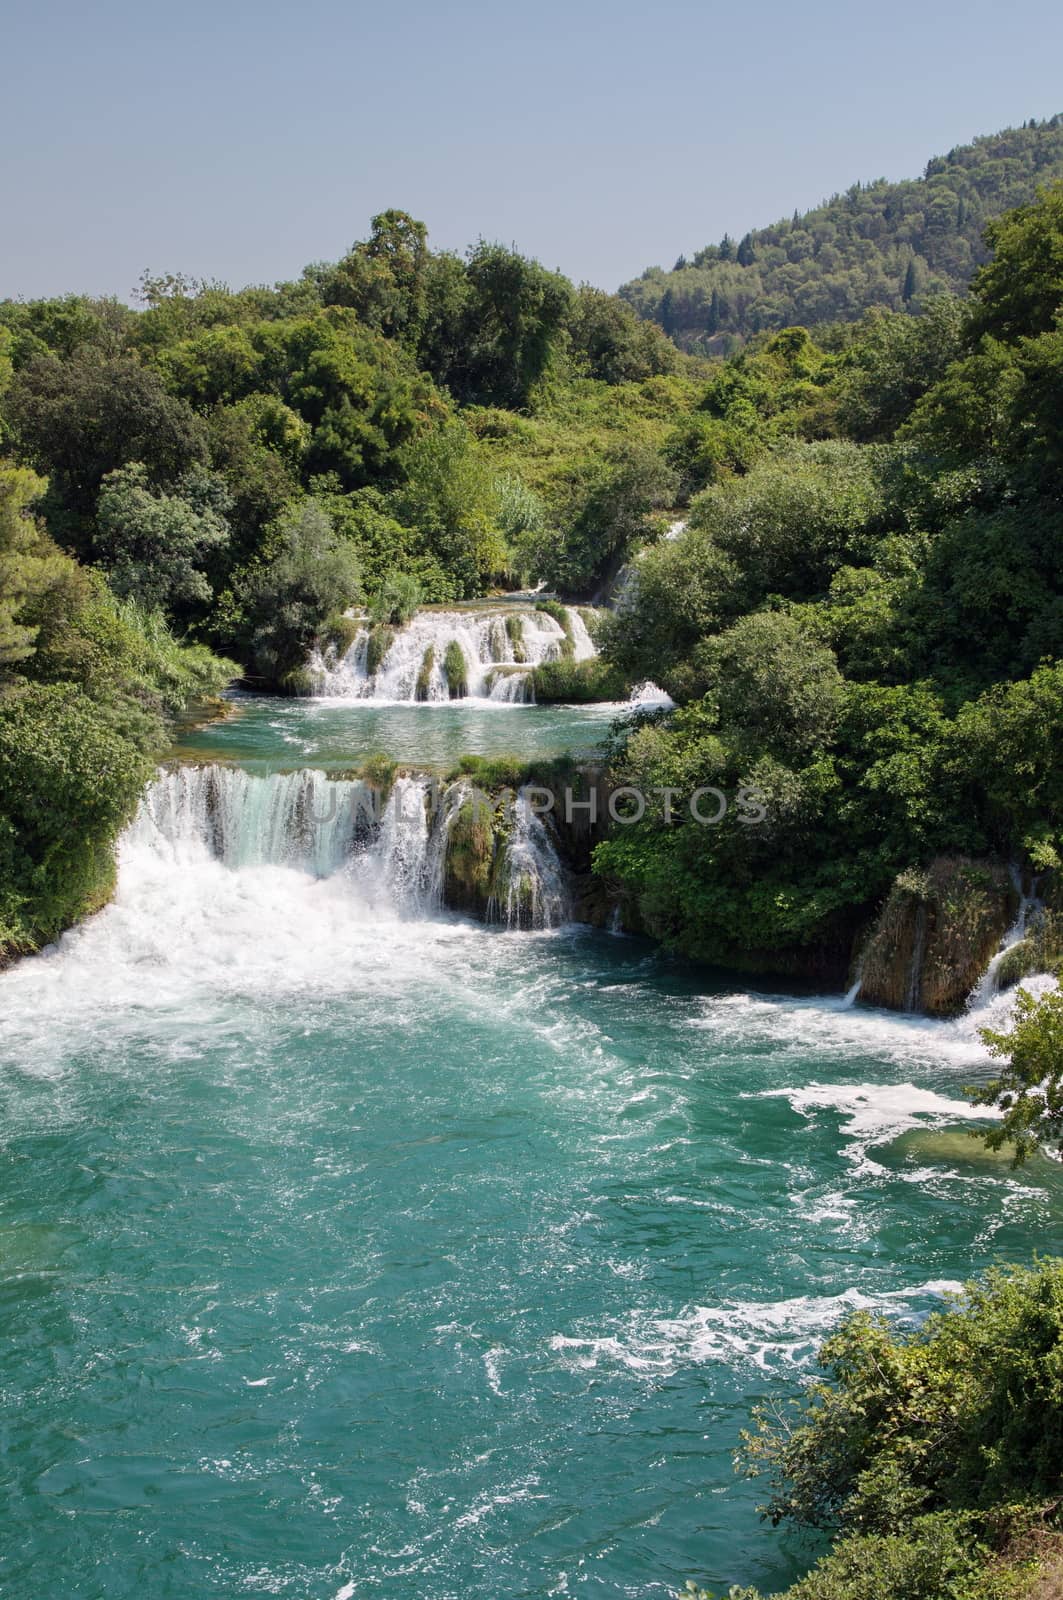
<box><xmin>369</xmin><ymin>570</ymin><xmax>421</xmax><ymax>625</ymax></box>
<box><xmin>0</xmin><ymin>682</ymin><xmax>155</xmax><ymax>952</ymax></box>
<box><xmin>443</xmin><ymin>639</ymin><xmax>468</xmax><ymax>697</ymax></box>
<box><xmin>531</xmin><ymin>657</ymin><xmax>629</xmax><ymax>703</ymax></box>
<box><xmin>742</xmin><ymin>1262</ymin><xmax>1063</xmax><ymax>1534</ymax></box>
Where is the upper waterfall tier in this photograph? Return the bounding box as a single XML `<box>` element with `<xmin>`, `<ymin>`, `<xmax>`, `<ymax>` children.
<box><xmin>308</xmin><ymin>605</ymin><xmax>596</xmax><ymax>702</ymax></box>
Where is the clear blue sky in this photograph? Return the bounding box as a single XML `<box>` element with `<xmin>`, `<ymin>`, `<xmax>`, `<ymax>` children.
<box><xmin>3</xmin><ymin>0</ymin><xmax>1062</xmax><ymax>301</ymax></box>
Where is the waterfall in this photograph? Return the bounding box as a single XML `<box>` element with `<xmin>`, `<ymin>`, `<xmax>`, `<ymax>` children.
<box><xmin>968</xmin><ymin>867</ymin><xmax>1044</xmax><ymax>1011</ymax></box>
<box><xmin>308</xmin><ymin>605</ymin><xmax>596</xmax><ymax>703</ymax></box>
<box><xmin>131</xmin><ymin>765</ymin><xmax>571</xmax><ymax>930</ymax></box>
<box><xmin>490</xmin><ymin>790</ymin><xmax>571</xmax><ymax>930</ymax></box>
<box><xmin>904</xmin><ymin>903</ymin><xmax>927</xmax><ymax>1014</ymax></box>
<box><xmin>132</xmin><ymin>765</ymin><xmax>377</xmax><ymax>877</ymax></box>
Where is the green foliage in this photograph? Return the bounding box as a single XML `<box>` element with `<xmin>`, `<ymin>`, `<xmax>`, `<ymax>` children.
<box><xmin>94</xmin><ymin>463</ymin><xmax>231</xmax><ymax>613</ymax></box>
<box><xmin>7</xmin><ymin>349</ymin><xmax>207</xmax><ymax>528</ymax></box>
<box><xmin>530</xmin><ymin>657</ymin><xmax>630</xmax><ymax>703</ymax></box>
<box><xmin>834</xmin><ymin>298</ymin><xmax>966</xmax><ymax>441</ymax></box>
<box><xmin>620</xmin><ymin>119</ymin><xmax>1063</xmax><ymax>351</ymax></box>
<box><xmin>743</xmin><ymin>1262</ymin><xmax>1063</xmax><ymax>1533</ymax></box>
<box><xmin>369</xmin><ymin>570</ymin><xmax>422</xmax><ymax>625</ymax></box>
<box><xmin>227</xmin><ymin>499</ymin><xmax>361</xmax><ymax>685</ymax></box>
<box><xmin>694</xmin><ymin>612</ymin><xmax>845</xmax><ymax>762</ymax></box>
<box><xmin>530</xmin><ymin>443</ymin><xmax>678</xmax><ymax>596</ymax></box>
<box><xmin>360</xmin><ymin>751</ymin><xmax>398</xmax><ymax>795</ymax></box>
<box><xmin>451</xmin><ymin>241</ymin><xmax>574</xmax><ymax>407</ymax></box>
<box><xmin>567</xmin><ymin>285</ymin><xmax>681</xmax><ymax>383</ymax></box>
<box><xmin>449</xmin><ymin>750</ymin><xmax>577</xmax><ymax>791</ymax></box>
<box><xmin>967</xmin><ymin>184</ymin><xmax>1063</xmax><ymax>344</ymax></box>
<box><xmin>443</xmin><ymin>639</ymin><xmax>468</xmax><ymax>698</ymax></box>
<box><xmin>388</xmin><ymin>422</ymin><xmax>506</xmax><ymax>595</ymax></box>
<box><xmin>0</xmin><ymin>682</ymin><xmax>152</xmax><ymax>950</ymax></box>
<box><xmin>969</xmin><ymin>982</ymin><xmax>1063</xmax><ymax>1162</ymax></box>
<box><xmin>0</xmin><ymin>460</ymin><xmax>233</xmax><ymax>957</ymax></box>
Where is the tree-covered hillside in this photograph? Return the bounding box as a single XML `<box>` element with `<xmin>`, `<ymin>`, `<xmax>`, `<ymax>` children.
<box><xmin>620</xmin><ymin>117</ymin><xmax>1063</xmax><ymax>352</ymax></box>
<box><xmin>597</xmin><ymin>184</ymin><xmax>1063</xmax><ymax>979</ymax></box>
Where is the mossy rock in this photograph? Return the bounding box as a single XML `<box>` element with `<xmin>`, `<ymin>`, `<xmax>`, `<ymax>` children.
<box><xmin>997</xmin><ymin>911</ymin><xmax>1063</xmax><ymax>989</ymax></box>
<box><xmin>323</xmin><ymin>613</ymin><xmax>362</xmax><ymax>657</ymax></box>
<box><xmin>366</xmin><ymin>625</ymin><xmax>395</xmax><ymax>676</ymax></box>
<box><xmin>859</xmin><ymin>857</ymin><xmax>1014</xmax><ymax>1015</ymax></box>
<box><xmin>279</xmin><ymin>667</ymin><xmax>315</xmax><ymax>697</ymax></box>
<box><xmin>505</xmin><ymin>614</ymin><xmax>527</xmax><ymax>664</ymax></box>
<box><xmin>443</xmin><ymin>641</ymin><xmax>468</xmax><ymax>699</ymax></box>
<box><xmin>443</xmin><ymin>796</ymin><xmax>499</xmax><ymax>914</ymax></box>
<box><xmin>360</xmin><ymin>752</ymin><xmax>398</xmax><ymax>804</ymax></box>
<box><xmin>886</xmin><ymin>1127</ymin><xmax>1029</xmax><ymax>1169</ymax></box>
<box><xmin>415</xmin><ymin>645</ymin><xmax>435</xmax><ymax>702</ymax></box>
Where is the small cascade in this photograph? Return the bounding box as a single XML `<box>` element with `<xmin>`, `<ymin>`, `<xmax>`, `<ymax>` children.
<box><xmin>490</xmin><ymin>790</ymin><xmax>571</xmax><ymax>930</ymax></box>
<box><xmin>361</xmin><ymin>777</ymin><xmax>433</xmax><ymax>911</ymax></box>
<box><xmin>904</xmin><ymin>903</ymin><xmax>927</xmax><ymax>1013</ymax></box>
<box><xmin>968</xmin><ymin>867</ymin><xmax>1044</xmax><ymax>1011</ymax></box>
<box><xmin>308</xmin><ymin>605</ymin><xmax>596</xmax><ymax>703</ymax></box>
<box><xmin>565</xmin><ymin>608</ymin><xmax>597</xmax><ymax>663</ymax></box>
<box><xmin>840</xmin><ymin>974</ymin><xmax>863</xmax><ymax>1009</ymax></box>
<box><xmin>627</xmin><ymin>681</ymin><xmax>675</xmax><ymax>711</ymax></box>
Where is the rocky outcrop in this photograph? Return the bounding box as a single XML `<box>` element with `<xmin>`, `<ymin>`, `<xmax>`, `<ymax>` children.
<box><xmin>858</xmin><ymin>857</ymin><xmax>1017</xmax><ymax>1016</ymax></box>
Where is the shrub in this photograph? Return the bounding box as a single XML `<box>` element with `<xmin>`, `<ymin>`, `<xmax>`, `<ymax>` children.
<box><xmin>369</xmin><ymin>570</ymin><xmax>421</xmax><ymax>625</ymax></box>
<box><xmin>443</xmin><ymin>639</ymin><xmax>468</xmax><ymax>697</ymax></box>
<box><xmin>531</xmin><ymin>658</ymin><xmax>629</xmax><ymax>703</ymax></box>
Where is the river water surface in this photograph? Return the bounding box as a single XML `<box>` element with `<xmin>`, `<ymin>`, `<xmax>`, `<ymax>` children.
<box><xmin>1</xmin><ymin>696</ymin><xmax>1057</xmax><ymax>1599</ymax></box>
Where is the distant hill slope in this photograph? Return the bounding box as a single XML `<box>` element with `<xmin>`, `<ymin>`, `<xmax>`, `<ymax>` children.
<box><xmin>620</xmin><ymin>117</ymin><xmax>1063</xmax><ymax>352</ymax></box>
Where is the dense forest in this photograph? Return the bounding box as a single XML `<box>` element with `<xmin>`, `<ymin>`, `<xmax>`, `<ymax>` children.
<box><xmin>596</xmin><ymin>183</ymin><xmax>1063</xmax><ymax>980</ymax></box>
<box><xmin>620</xmin><ymin>118</ymin><xmax>1063</xmax><ymax>351</ymax></box>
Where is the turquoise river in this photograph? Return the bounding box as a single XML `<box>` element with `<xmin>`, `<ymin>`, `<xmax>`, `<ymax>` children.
<box><xmin>1</xmin><ymin>695</ymin><xmax>1058</xmax><ymax>1599</ymax></box>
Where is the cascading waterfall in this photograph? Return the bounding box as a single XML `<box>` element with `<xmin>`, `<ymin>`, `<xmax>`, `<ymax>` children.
<box><xmin>131</xmin><ymin>765</ymin><xmax>568</xmax><ymax>930</ymax></box>
<box><xmin>968</xmin><ymin>866</ymin><xmax>1044</xmax><ymax>1010</ymax></box>
<box><xmin>490</xmin><ymin>790</ymin><xmax>571</xmax><ymax>930</ymax></box>
<box><xmin>308</xmin><ymin>605</ymin><xmax>596</xmax><ymax>703</ymax></box>
<box><xmin>133</xmin><ymin>765</ymin><xmax>378</xmax><ymax>877</ymax></box>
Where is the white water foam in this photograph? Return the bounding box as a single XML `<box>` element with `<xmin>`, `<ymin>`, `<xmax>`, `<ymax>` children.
<box><xmin>308</xmin><ymin>605</ymin><xmax>596</xmax><ymax>703</ymax></box>
<box><xmin>0</xmin><ymin>764</ymin><xmax>575</xmax><ymax>1067</ymax></box>
<box><xmin>550</xmin><ymin>1278</ymin><xmax>964</xmax><ymax>1378</ymax></box>
<box><xmin>754</xmin><ymin>1082</ymin><xmax>999</xmax><ymax>1174</ymax></box>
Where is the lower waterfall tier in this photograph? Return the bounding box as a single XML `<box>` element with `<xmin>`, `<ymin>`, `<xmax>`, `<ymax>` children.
<box><xmin>135</xmin><ymin>764</ymin><xmax>572</xmax><ymax>930</ymax></box>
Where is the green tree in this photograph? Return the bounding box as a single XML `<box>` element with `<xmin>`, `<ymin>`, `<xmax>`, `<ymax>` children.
<box><xmin>966</xmin><ymin>183</ymin><xmax>1063</xmax><ymax>344</ymax></box>
<box><xmin>968</xmin><ymin>982</ymin><xmax>1063</xmax><ymax>1161</ymax></box>
<box><xmin>321</xmin><ymin>210</ymin><xmax>431</xmax><ymax>343</ymax></box>
<box><xmin>229</xmin><ymin>499</ymin><xmax>362</xmax><ymax>687</ymax></box>
<box><xmin>94</xmin><ymin>463</ymin><xmax>231</xmax><ymax>614</ymax></box>
<box><xmin>455</xmin><ymin>242</ymin><xmax>574</xmax><ymax>406</ymax></box>
<box><xmin>7</xmin><ymin>351</ymin><xmax>207</xmax><ymax>527</ymax></box>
